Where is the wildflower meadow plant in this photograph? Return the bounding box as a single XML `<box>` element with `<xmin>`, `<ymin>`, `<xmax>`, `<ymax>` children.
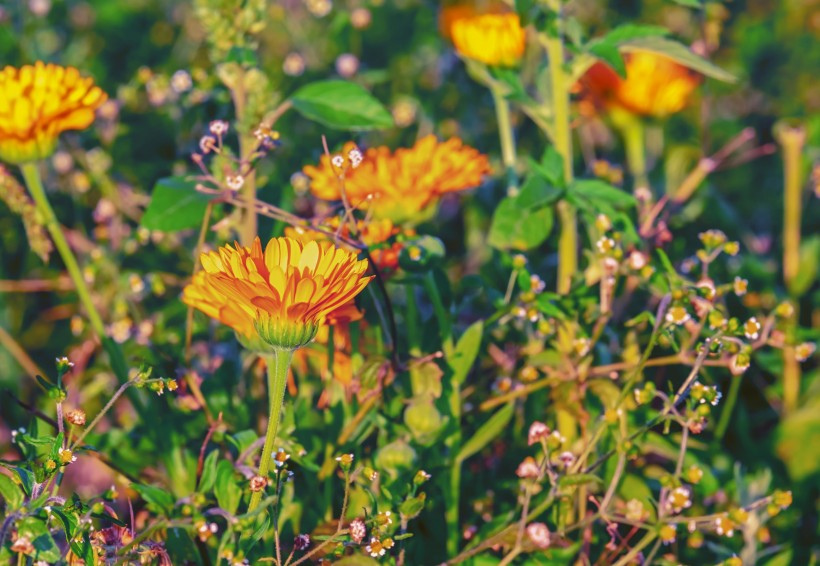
<box><xmin>0</xmin><ymin>1</ymin><xmax>817</xmax><ymax>565</ymax></box>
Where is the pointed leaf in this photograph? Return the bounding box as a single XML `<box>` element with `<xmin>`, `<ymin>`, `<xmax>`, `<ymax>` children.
<box><xmin>290</xmin><ymin>80</ymin><xmax>393</xmax><ymax>131</ymax></box>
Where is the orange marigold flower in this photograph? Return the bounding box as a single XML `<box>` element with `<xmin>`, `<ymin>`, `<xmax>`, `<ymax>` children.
<box><xmin>183</xmin><ymin>237</ymin><xmax>373</xmax><ymax>350</ymax></box>
<box><xmin>579</xmin><ymin>51</ymin><xmax>700</xmax><ymax>118</ymax></box>
<box><xmin>451</xmin><ymin>13</ymin><xmax>526</xmax><ymax>67</ymax></box>
<box><xmin>0</xmin><ymin>62</ymin><xmax>107</xmax><ymax>164</ymax></box>
<box><xmin>303</xmin><ymin>136</ymin><xmax>490</xmax><ymax>224</ymax></box>
<box><xmin>439</xmin><ymin>1</ymin><xmax>508</xmax><ymax>41</ymax></box>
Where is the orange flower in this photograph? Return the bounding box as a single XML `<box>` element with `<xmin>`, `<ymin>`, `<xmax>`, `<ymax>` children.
<box><xmin>0</xmin><ymin>63</ymin><xmax>107</xmax><ymax>164</ymax></box>
<box><xmin>450</xmin><ymin>13</ymin><xmax>526</xmax><ymax>67</ymax></box>
<box><xmin>439</xmin><ymin>1</ymin><xmax>508</xmax><ymax>41</ymax></box>
<box><xmin>579</xmin><ymin>51</ymin><xmax>700</xmax><ymax>118</ymax></box>
<box><xmin>285</xmin><ymin>218</ymin><xmax>404</xmax><ymax>271</ymax></box>
<box><xmin>183</xmin><ymin>237</ymin><xmax>373</xmax><ymax>350</ymax></box>
<box><xmin>303</xmin><ymin>136</ymin><xmax>490</xmax><ymax>224</ymax></box>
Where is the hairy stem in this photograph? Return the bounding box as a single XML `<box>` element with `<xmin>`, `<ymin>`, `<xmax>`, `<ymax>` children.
<box><xmin>490</xmin><ymin>83</ymin><xmax>518</xmax><ymax>194</ymax></box>
<box><xmin>248</xmin><ymin>348</ymin><xmax>294</xmax><ymax>513</ymax></box>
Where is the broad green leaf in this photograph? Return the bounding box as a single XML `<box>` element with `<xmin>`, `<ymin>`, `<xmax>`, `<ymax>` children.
<box><xmin>290</xmin><ymin>80</ymin><xmax>393</xmax><ymax>131</ymax></box>
<box><xmin>0</xmin><ymin>473</ymin><xmax>24</xmax><ymax>510</ymax></box>
<box><xmin>776</xmin><ymin>396</ymin><xmax>820</xmax><ymax>482</ymax></box>
<box><xmin>671</xmin><ymin>0</ymin><xmax>703</xmax><ymax>7</ymax></box>
<box><xmin>226</xmin><ymin>46</ymin><xmax>258</xmax><ymax>66</ymax></box>
<box><xmin>17</xmin><ymin>517</ymin><xmax>61</xmax><ymax>562</ymax></box>
<box><xmin>334</xmin><ymin>557</ymin><xmax>382</xmax><ymax>566</ymax></box>
<box><xmin>570</xmin><ymin>180</ymin><xmax>637</xmax><ymax>211</ymax></box>
<box><xmin>487</xmin><ymin>183</ymin><xmax>553</xmax><ymax>251</ymax></box>
<box><xmin>620</xmin><ymin>37</ymin><xmax>736</xmax><ymax>82</ymax></box>
<box><xmin>198</xmin><ymin>449</ymin><xmax>220</xmax><ymax>494</ymax></box>
<box><xmin>788</xmin><ymin>235</ymin><xmax>820</xmax><ymax>297</ymax></box>
<box><xmin>141</xmin><ymin>176</ymin><xmax>214</xmax><ymax>232</ymax></box>
<box><xmin>215</xmin><ymin>459</ymin><xmax>242</xmax><ymax>515</ymax></box>
<box><xmin>536</xmin><ymin>293</ymin><xmax>565</xmax><ymax>319</ymax></box>
<box><xmin>588</xmin><ymin>42</ymin><xmax>626</xmax><ymax>77</ymax></box>
<box><xmin>456</xmin><ymin>402</ymin><xmax>514</xmax><ymax>463</ymax></box>
<box><xmin>449</xmin><ymin>320</ymin><xmax>484</xmax><ymax>386</ymax></box>
<box><xmin>132</xmin><ymin>483</ymin><xmax>175</xmax><ymax>515</ymax></box>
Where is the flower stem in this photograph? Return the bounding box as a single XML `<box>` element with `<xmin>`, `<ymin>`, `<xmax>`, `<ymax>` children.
<box><xmin>775</xmin><ymin>123</ymin><xmax>806</xmax><ymax>414</ymax></box>
<box><xmin>248</xmin><ymin>348</ymin><xmax>294</xmax><ymax>513</ymax></box>
<box><xmin>21</xmin><ymin>162</ymin><xmax>106</xmax><ymax>339</ymax></box>
<box><xmin>489</xmin><ymin>84</ymin><xmax>518</xmax><ymax>194</ymax></box>
<box><xmin>714</xmin><ymin>375</ymin><xmax>742</xmax><ymax>441</ymax></box>
<box><xmin>541</xmin><ymin>10</ymin><xmax>576</xmax><ymax>296</ymax></box>
<box><xmin>612</xmin><ymin>108</ymin><xmax>648</xmax><ymax>189</ymax></box>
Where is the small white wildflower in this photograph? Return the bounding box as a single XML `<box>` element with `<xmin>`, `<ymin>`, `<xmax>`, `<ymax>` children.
<box><xmin>209</xmin><ymin>120</ymin><xmax>229</xmax><ymax>137</ymax></box>
<box><xmin>331</xmin><ymin>154</ymin><xmax>345</xmax><ymax>169</ymax></box>
<box><xmin>226</xmin><ymin>175</ymin><xmax>245</xmax><ymax>192</ymax></box>
<box><xmin>348</xmin><ymin>148</ymin><xmax>363</xmax><ymax>168</ymax></box>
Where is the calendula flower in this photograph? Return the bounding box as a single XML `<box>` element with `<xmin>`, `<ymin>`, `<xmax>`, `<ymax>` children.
<box><xmin>0</xmin><ymin>63</ymin><xmax>107</xmax><ymax>164</ymax></box>
<box><xmin>450</xmin><ymin>12</ymin><xmax>527</xmax><ymax>67</ymax></box>
<box><xmin>183</xmin><ymin>237</ymin><xmax>372</xmax><ymax>350</ymax></box>
<box><xmin>579</xmin><ymin>51</ymin><xmax>700</xmax><ymax>119</ymax></box>
<box><xmin>304</xmin><ymin>136</ymin><xmax>490</xmax><ymax>224</ymax></box>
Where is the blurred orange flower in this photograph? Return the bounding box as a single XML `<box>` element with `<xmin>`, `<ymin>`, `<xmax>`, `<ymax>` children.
<box><xmin>579</xmin><ymin>51</ymin><xmax>700</xmax><ymax>118</ymax></box>
<box><xmin>450</xmin><ymin>13</ymin><xmax>526</xmax><ymax>67</ymax></box>
<box><xmin>183</xmin><ymin>237</ymin><xmax>372</xmax><ymax>350</ymax></box>
<box><xmin>439</xmin><ymin>1</ymin><xmax>508</xmax><ymax>41</ymax></box>
<box><xmin>0</xmin><ymin>62</ymin><xmax>107</xmax><ymax>164</ymax></box>
<box><xmin>303</xmin><ymin>136</ymin><xmax>490</xmax><ymax>224</ymax></box>
<box><xmin>285</xmin><ymin>218</ymin><xmax>404</xmax><ymax>271</ymax></box>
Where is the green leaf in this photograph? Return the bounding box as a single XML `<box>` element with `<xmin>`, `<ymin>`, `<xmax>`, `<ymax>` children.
<box><xmin>456</xmin><ymin>403</ymin><xmax>514</xmax><ymax>463</ymax></box>
<box><xmin>620</xmin><ymin>37</ymin><xmax>736</xmax><ymax>82</ymax></box>
<box><xmin>670</xmin><ymin>0</ymin><xmax>702</xmax><ymax>7</ymax></box>
<box><xmin>290</xmin><ymin>80</ymin><xmax>393</xmax><ymax>131</ymax></box>
<box><xmin>0</xmin><ymin>473</ymin><xmax>24</xmax><ymax>510</ymax></box>
<box><xmin>488</xmin><ymin>175</ymin><xmax>556</xmax><ymax>251</ymax></box>
<box><xmin>131</xmin><ymin>483</ymin><xmax>175</xmax><ymax>516</ymax></box>
<box><xmin>570</xmin><ymin>180</ymin><xmax>637</xmax><ymax>211</ymax></box>
<box><xmin>215</xmin><ymin>459</ymin><xmax>241</xmax><ymax>515</ymax></box>
<box><xmin>776</xmin><ymin>396</ymin><xmax>820</xmax><ymax>482</ymax></box>
<box><xmin>17</xmin><ymin>517</ymin><xmax>61</xmax><ymax>562</ymax></box>
<box><xmin>141</xmin><ymin>176</ymin><xmax>214</xmax><ymax>232</ymax></box>
<box><xmin>399</xmin><ymin>492</ymin><xmax>427</xmax><ymax>520</ymax></box>
<box><xmin>198</xmin><ymin>449</ymin><xmax>220</xmax><ymax>494</ymax></box>
<box><xmin>536</xmin><ymin>293</ymin><xmax>566</xmax><ymax>319</ymax></box>
<box><xmin>788</xmin><ymin>235</ymin><xmax>820</xmax><ymax>297</ymax></box>
<box><xmin>559</xmin><ymin>473</ymin><xmax>604</xmax><ymax>490</ymax></box>
<box><xmin>595</xmin><ymin>24</ymin><xmax>670</xmax><ymax>44</ymax></box>
<box><xmin>449</xmin><ymin>321</ymin><xmax>484</xmax><ymax>386</ymax></box>
<box><xmin>588</xmin><ymin>42</ymin><xmax>626</xmax><ymax>77</ymax></box>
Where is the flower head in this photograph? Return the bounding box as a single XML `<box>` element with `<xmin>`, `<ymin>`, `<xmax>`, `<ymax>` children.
<box><xmin>579</xmin><ymin>51</ymin><xmax>700</xmax><ymax>119</ymax></box>
<box><xmin>182</xmin><ymin>237</ymin><xmax>372</xmax><ymax>350</ymax></box>
<box><xmin>0</xmin><ymin>63</ymin><xmax>107</xmax><ymax>164</ymax></box>
<box><xmin>304</xmin><ymin>136</ymin><xmax>490</xmax><ymax>224</ymax></box>
<box><xmin>451</xmin><ymin>13</ymin><xmax>527</xmax><ymax>67</ymax></box>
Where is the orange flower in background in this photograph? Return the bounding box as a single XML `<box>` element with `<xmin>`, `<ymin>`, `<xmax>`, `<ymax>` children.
<box><xmin>579</xmin><ymin>51</ymin><xmax>700</xmax><ymax>119</ymax></box>
<box><xmin>0</xmin><ymin>62</ymin><xmax>107</xmax><ymax>164</ymax></box>
<box><xmin>450</xmin><ymin>13</ymin><xmax>526</xmax><ymax>67</ymax></box>
<box><xmin>183</xmin><ymin>237</ymin><xmax>373</xmax><ymax>350</ymax></box>
<box><xmin>439</xmin><ymin>1</ymin><xmax>508</xmax><ymax>41</ymax></box>
<box><xmin>303</xmin><ymin>136</ymin><xmax>491</xmax><ymax>224</ymax></box>
<box><xmin>285</xmin><ymin>218</ymin><xmax>404</xmax><ymax>271</ymax></box>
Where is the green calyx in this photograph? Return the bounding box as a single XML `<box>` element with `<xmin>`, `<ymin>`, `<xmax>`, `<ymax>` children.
<box><xmin>254</xmin><ymin>315</ymin><xmax>319</xmax><ymax>350</ymax></box>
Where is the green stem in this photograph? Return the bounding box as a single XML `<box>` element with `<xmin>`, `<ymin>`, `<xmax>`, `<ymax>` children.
<box><xmin>489</xmin><ymin>84</ymin><xmax>518</xmax><ymax>194</ymax></box>
<box><xmin>423</xmin><ymin>273</ymin><xmax>454</xmax><ymax>358</ymax></box>
<box><xmin>612</xmin><ymin>531</ymin><xmax>656</xmax><ymax>566</ymax></box>
<box><xmin>230</xmin><ymin>69</ymin><xmax>258</xmax><ymax>246</ymax></box>
<box><xmin>714</xmin><ymin>375</ymin><xmax>742</xmax><ymax>441</ymax></box>
<box><xmin>541</xmin><ymin>12</ymin><xmax>576</xmax><ymax>296</ymax></box>
<box><xmin>775</xmin><ymin>123</ymin><xmax>805</xmax><ymax>414</ymax></box>
<box><xmin>21</xmin><ymin>162</ymin><xmax>106</xmax><ymax>338</ymax></box>
<box><xmin>613</xmin><ymin>108</ymin><xmax>648</xmax><ymax>189</ymax></box>
<box><xmin>248</xmin><ymin>348</ymin><xmax>294</xmax><ymax>513</ymax></box>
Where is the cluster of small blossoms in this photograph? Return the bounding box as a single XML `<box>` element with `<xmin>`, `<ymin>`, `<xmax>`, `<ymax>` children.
<box><xmin>330</xmin><ymin>146</ymin><xmax>365</xmax><ymax>172</ymax></box>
